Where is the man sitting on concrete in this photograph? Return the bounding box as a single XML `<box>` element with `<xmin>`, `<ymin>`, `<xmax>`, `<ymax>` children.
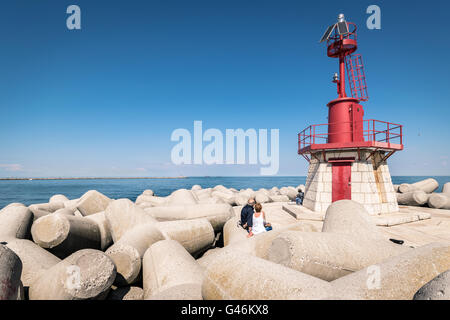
<box><xmin>240</xmin><ymin>198</ymin><xmax>255</xmax><ymax>232</ymax></box>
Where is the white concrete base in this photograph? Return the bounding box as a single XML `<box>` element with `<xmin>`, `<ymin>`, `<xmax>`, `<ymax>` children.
<box><xmin>303</xmin><ymin>149</ymin><xmax>399</xmax><ymax>215</ymax></box>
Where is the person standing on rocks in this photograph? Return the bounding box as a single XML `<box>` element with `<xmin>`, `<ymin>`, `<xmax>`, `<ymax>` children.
<box><xmin>240</xmin><ymin>198</ymin><xmax>255</xmax><ymax>232</ymax></box>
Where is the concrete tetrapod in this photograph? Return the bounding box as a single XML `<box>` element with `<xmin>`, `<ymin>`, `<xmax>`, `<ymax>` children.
<box><xmin>143</xmin><ymin>240</ymin><xmax>204</xmax><ymax>300</ymax></box>
<box><xmin>261</xmin><ymin>200</ymin><xmax>409</xmax><ymax>280</ymax></box>
<box><xmin>210</xmin><ymin>191</ymin><xmax>235</xmax><ymax>205</ymax></box>
<box><xmin>427</xmin><ymin>182</ymin><xmax>450</xmax><ymax>209</ymax></box>
<box><xmin>157</xmin><ymin>218</ymin><xmax>215</xmax><ymax>255</ymax></box>
<box><xmin>203</xmin><ymin>242</ymin><xmax>450</xmax><ymax>300</ymax></box>
<box><xmin>76</xmin><ymin>190</ymin><xmax>112</xmax><ymax>216</ymax></box>
<box><xmin>0</xmin><ymin>244</ymin><xmax>23</xmax><ymax>300</ymax></box>
<box><xmin>105</xmin><ymin>198</ymin><xmax>158</xmax><ymax>242</ymax></box>
<box><xmin>144</xmin><ymin>203</ymin><xmax>234</xmax><ymax>232</ymax></box>
<box><xmin>223</xmin><ymin>217</ymin><xmax>248</xmax><ymax>246</ymax></box>
<box><xmin>428</xmin><ymin>193</ymin><xmax>450</xmax><ymax>209</ymax></box>
<box><xmin>267</xmin><ymin>231</ymin><xmax>409</xmax><ymax>281</ymax></box>
<box><xmin>197</xmin><ymin>221</ymin><xmax>320</xmax><ymax>271</ymax></box>
<box><xmin>280</xmin><ymin>187</ymin><xmax>297</xmax><ymax>201</ymax></box>
<box><xmin>135</xmin><ymin>194</ymin><xmax>168</xmax><ymax>207</ymax></box>
<box><xmin>63</xmin><ymin>198</ymin><xmax>80</xmax><ymax>211</ymax></box>
<box><xmin>105</xmin><ymin>218</ymin><xmax>214</xmax><ymax>286</ymax></box>
<box><xmin>167</xmin><ymin>188</ymin><xmax>198</xmax><ymax>205</ymax></box>
<box><xmin>330</xmin><ymin>242</ymin><xmax>450</xmax><ymax>300</ymax></box>
<box><xmin>442</xmin><ymin>182</ymin><xmax>450</xmax><ymax>194</ymax></box>
<box><xmin>29</xmin><ymin>202</ymin><xmax>66</xmax><ymax>223</ymax></box>
<box><xmin>399</xmin><ymin>178</ymin><xmax>439</xmax><ymax>194</ymax></box>
<box><xmin>268</xmin><ymin>195</ymin><xmax>290</xmax><ymax>202</ymax></box>
<box><xmin>197</xmin><ymin>197</ymin><xmax>226</xmax><ymax>205</ymax></box>
<box><xmin>321</xmin><ymin>200</ymin><xmax>385</xmax><ymax>241</ymax></box>
<box><xmin>31</xmin><ymin>213</ymin><xmax>102</xmax><ymax>259</ymax></box>
<box><xmin>0</xmin><ymin>203</ymin><xmax>25</xmax><ymax>214</ymax></box>
<box><xmin>142</xmin><ymin>189</ymin><xmax>154</xmax><ymax>196</ymax></box>
<box><xmin>53</xmin><ymin>208</ymin><xmax>77</xmax><ymax>216</ymax></box>
<box><xmin>413</xmin><ymin>269</ymin><xmax>450</xmax><ymax>300</ymax></box>
<box><xmin>85</xmin><ymin>211</ymin><xmax>113</xmax><ymax>250</ymax></box>
<box><xmin>202</xmin><ymin>250</ymin><xmax>332</xmax><ymax>300</ymax></box>
<box><xmin>193</xmin><ymin>189</ymin><xmax>212</xmax><ymax>201</ymax></box>
<box><xmin>105</xmin><ymin>224</ymin><xmax>165</xmax><ymax>286</ymax></box>
<box><xmin>396</xmin><ymin>190</ymin><xmax>429</xmax><ymax>206</ymax></box>
<box><xmin>234</xmin><ymin>195</ymin><xmax>250</xmax><ymax>206</ymax></box>
<box><xmin>269</xmin><ymin>187</ymin><xmax>281</xmax><ymax>195</ymax></box>
<box><xmin>255</xmin><ymin>192</ymin><xmax>270</xmax><ymax>204</ymax></box>
<box><xmin>5</xmin><ymin>239</ymin><xmax>61</xmax><ymax>289</ymax></box>
<box><xmin>29</xmin><ymin>249</ymin><xmax>116</xmax><ymax>300</ymax></box>
<box><xmin>49</xmin><ymin>194</ymin><xmax>70</xmax><ymax>205</ymax></box>
<box><xmin>0</xmin><ymin>205</ymin><xmax>33</xmax><ymax>242</ymax></box>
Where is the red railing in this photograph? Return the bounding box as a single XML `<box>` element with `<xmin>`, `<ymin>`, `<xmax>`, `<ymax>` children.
<box><xmin>298</xmin><ymin>119</ymin><xmax>403</xmax><ymax>153</ymax></box>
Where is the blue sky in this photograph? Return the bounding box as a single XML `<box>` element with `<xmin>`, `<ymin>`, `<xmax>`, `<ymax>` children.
<box><xmin>0</xmin><ymin>0</ymin><xmax>449</xmax><ymax>177</ymax></box>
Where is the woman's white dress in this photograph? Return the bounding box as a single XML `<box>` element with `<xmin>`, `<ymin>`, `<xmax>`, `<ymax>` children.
<box><xmin>252</xmin><ymin>213</ymin><xmax>266</xmax><ymax>235</ymax></box>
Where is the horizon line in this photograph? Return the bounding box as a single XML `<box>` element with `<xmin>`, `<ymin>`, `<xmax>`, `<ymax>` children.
<box><xmin>0</xmin><ymin>175</ymin><xmax>449</xmax><ymax>181</ymax></box>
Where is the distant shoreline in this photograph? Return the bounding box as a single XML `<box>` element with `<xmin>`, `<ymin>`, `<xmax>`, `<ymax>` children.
<box><xmin>0</xmin><ymin>177</ymin><xmax>187</xmax><ymax>181</ymax></box>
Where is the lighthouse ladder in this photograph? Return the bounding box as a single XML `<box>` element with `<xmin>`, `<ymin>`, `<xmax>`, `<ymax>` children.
<box><xmin>345</xmin><ymin>54</ymin><xmax>369</xmax><ymax>101</ymax></box>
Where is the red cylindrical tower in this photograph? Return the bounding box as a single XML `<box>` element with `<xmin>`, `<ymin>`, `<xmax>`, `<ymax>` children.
<box><xmin>325</xmin><ymin>14</ymin><xmax>362</xmax><ymax>144</ymax></box>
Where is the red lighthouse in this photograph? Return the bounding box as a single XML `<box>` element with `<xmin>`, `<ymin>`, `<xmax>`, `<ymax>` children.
<box><xmin>298</xmin><ymin>14</ymin><xmax>403</xmax><ymax>215</ymax></box>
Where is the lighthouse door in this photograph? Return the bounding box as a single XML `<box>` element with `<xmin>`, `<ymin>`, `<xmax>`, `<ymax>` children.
<box><xmin>332</xmin><ymin>162</ymin><xmax>352</xmax><ymax>202</ymax></box>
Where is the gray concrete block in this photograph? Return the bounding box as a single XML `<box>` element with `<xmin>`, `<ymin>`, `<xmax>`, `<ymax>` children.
<box><xmin>202</xmin><ymin>250</ymin><xmax>331</xmax><ymax>300</ymax></box>
<box><xmin>143</xmin><ymin>240</ymin><xmax>204</xmax><ymax>300</ymax></box>
<box><xmin>428</xmin><ymin>193</ymin><xmax>450</xmax><ymax>209</ymax></box>
<box><xmin>414</xmin><ymin>269</ymin><xmax>450</xmax><ymax>300</ymax></box>
<box><xmin>144</xmin><ymin>203</ymin><xmax>233</xmax><ymax>232</ymax></box>
<box><xmin>0</xmin><ymin>244</ymin><xmax>23</xmax><ymax>300</ymax></box>
<box><xmin>268</xmin><ymin>231</ymin><xmax>409</xmax><ymax>281</ymax></box>
<box><xmin>0</xmin><ymin>206</ymin><xmax>33</xmax><ymax>241</ymax></box>
<box><xmin>331</xmin><ymin>242</ymin><xmax>450</xmax><ymax>300</ymax></box>
<box><xmin>84</xmin><ymin>211</ymin><xmax>113</xmax><ymax>250</ymax></box>
<box><xmin>31</xmin><ymin>213</ymin><xmax>102</xmax><ymax>259</ymax></box>
<box><xmin>105</xmin><ymin>224</ymin><xmax>165</xmax><ymax>286</ymax></box>
<box><xmin>105</xmin><ymin>199</ymin><xmax>158</xmax><ymax>242</ymax></box>
<box><xmin>77</xmin><ymin>190</ymin><xmax>112</xmax><ymax>216</ymax></box>
<box><xmin>322</xmin><ymin>200</ymin><xmax>385</xmax><ymax>241</ymax></box>
<box><xmin>397</xmin><ymin>191</ymin><xmax>428</xmax><ymax>206</ymax></box>
<box><xmin>29</xmin><ymin>249</ymin><xmax>116</xmax><ymax>300</ymax></box>
<box><xmin>5</xmin><ymin>239</ymin><xmax>61</xmax><ymax>288</ymax></box>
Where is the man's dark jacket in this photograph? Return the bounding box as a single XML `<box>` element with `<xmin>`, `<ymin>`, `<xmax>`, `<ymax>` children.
<box><xmin>240</xmin><ymin>204</ymin><xmax>254</xmax><ymax>228</ymax></box>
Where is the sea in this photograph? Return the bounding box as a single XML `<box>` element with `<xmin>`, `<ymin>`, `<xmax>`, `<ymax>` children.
<box><xmin>0</xmin><ymin>176</ymin><xmax>449</xmax><ymax>209</ymax></box>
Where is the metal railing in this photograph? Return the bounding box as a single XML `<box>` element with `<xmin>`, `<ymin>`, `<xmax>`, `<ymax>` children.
<box><xmin>346</xmin><ymin>54</ymin><xmax>369</xmax><ymax>102</ymax></box>
<box><xmin>298</xmin><ymin>119</ymin><xmax>403</xmax><ymax>153</ymax></box>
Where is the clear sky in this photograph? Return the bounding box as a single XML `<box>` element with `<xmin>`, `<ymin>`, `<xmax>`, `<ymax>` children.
<box><xmin>0</xmin><ymin>0</ymin><xmax>449</xmax><ymax>177</ymax></box>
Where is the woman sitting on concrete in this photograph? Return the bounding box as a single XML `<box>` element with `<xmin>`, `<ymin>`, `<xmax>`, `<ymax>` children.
<box><xmin>248</xmin><ymin>203</ymin><xmax>272</xmax><ymax>237</ymax></box>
